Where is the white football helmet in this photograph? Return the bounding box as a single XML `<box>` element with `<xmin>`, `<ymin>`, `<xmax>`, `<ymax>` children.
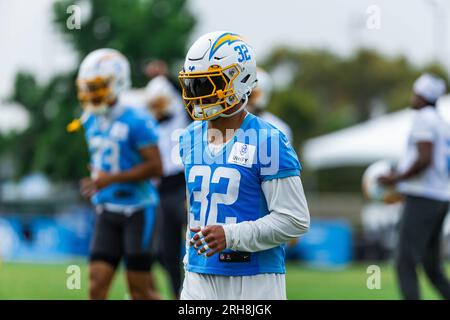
<box><xmin>145</xmin><ymin>75</ymin><xmax>178</xmax><ymax>118</ymax></box>
<box><xmin>178</xmin><ymin>31</ymin><xmax>257</xmax><ymax>121</ymax></box>
<box><xmin>76</xmin><ymin>48</ymin><xmax>131</xmax><ymax>115</ymax></box>
<box><xmin>362</xmin><ymin>160</ymin><xmax>402</xmax><ymax>204</ymax></box>
<box><xmin>251</xmin><ymin>68</ymin><xmax>273</xmax><ymax>110</ymax></box>
<box><xmin>146</xmin><ymin>75</ymin><xmax>176</xmax><ymax>104</ymax></box>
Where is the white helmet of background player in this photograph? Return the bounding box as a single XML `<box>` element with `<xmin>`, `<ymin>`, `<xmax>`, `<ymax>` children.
<box><xmin>76</xmin><ymin>48</ymin><xmax>131</xmax><ymax>115</ymax></box>
<box><xmin>178</xmin><ymin>31</ymin><xmax>257</xmax><ymax>121</ymax></box>
<box><xmin>251</xmin><ymin>68</ymin><xmax>273</xmax><ymax>111</ymax></box>
<box><xmin>145</xmin><ymin>75</ymin><xmax>177</xmax><ymax>119</ymax></box>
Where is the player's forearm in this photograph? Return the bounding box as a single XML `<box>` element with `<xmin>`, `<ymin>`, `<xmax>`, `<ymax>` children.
<box><xmin>397</xmin><ymin>141</ymin><xmax>433</xmax><ymax>181</ymax></box>
<box><xmin>223</xmin><ymin>176</ymin><xmax>310</xmax><ymax>252</ymax></box>
<box><xmin>397</xmin><ymin>157</ymin><xmax>431</xmax><ymax>181</ymax></box>
<box><xmin>223</xmin><ymin>212</ymin><xmax>309</xmax><ymax>252</ymax></box>
<box><xmin>111</xmin><ymin>162</ymin><xmax>163</xmax><ymax>183</ymax></box>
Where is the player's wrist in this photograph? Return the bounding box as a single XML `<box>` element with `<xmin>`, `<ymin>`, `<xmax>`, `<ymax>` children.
<box><xmin>392</xmin><ymin>171</ymin><xmax>405</xmax><ymax>183</ymax></box>
<box><xmin>108</xmin><ymin>173</ymin><xmax>122</xmax><ymax>184</ymax></box>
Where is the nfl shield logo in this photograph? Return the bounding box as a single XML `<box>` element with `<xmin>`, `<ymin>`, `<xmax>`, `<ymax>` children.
<box><xmin>239</xmin><ymin>144</ymin><xmax>248</xmax><ymax>156</ymax></box>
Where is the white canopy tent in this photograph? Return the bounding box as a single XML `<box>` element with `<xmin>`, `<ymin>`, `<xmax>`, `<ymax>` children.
<box><xmin>302</xmin><ymin>95</ymin><xmax>450</xmax><ymax>170</ymax></box>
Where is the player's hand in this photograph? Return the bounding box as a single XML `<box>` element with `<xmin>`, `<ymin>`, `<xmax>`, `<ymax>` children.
<box><xmin>80</xmin><ymin>171</ymin><xmax>114</xmax><ymax>199</ymax></box>
<box><xmin>189</xmin><ymin>226</ymin><xmax>226</xmax><ymax>258</ymax></box>
<box><xmin>378</xmin><ymin>174</ymin><xmax>399</xmax><ymax>186</ymax></box>
<box><xmin>93</xmin><ymin>170</ymin><xmax>115</xmax><ymax>190</ymax></box>
<box><xmin>80</xmin><ymin>177</ymin><xmax>97</xmax><ymax>199</ymax></box>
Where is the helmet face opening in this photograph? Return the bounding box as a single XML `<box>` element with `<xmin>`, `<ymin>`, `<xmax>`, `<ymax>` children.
<box><xmin>182</xmin><ymin>74</ymin><xmax>226</xmax><ymax>98</ymax></box>
<box><xmin>179</xmin><ymin>65</ymin><xmax>241</xmax><ymax>121</ymax></box>
<box><xmin>76</xmin><ymin>76</ymin><xmax>114</xmax><ymax>109</ymax></box>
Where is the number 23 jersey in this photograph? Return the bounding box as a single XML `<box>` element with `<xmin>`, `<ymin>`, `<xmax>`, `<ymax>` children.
<box><xmin>179</xmin><ymin>113</ymin><xmax>301</xmax><ymax>276</ymax></box>
<box><xmin>82</xmin><ymin>105</ymin><xmax>159</xmax><ymax>209</ymax></box>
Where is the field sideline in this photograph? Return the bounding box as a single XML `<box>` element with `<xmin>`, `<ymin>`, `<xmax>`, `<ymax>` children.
<box><xmin>0</xmin><ymin>261</ymin><xmax>447</xmax><ymax>300</ymax></box>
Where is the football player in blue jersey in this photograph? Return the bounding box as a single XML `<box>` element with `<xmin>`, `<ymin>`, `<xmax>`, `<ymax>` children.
<box><xmin>177</xmin><ymin>32</ymin><xmax>310</xmax><ymax>299</ymax></box>
<box><xmin>74</xmin><ymin>49</ymin><xmax>163</xmax><ymax>300</ymax></box>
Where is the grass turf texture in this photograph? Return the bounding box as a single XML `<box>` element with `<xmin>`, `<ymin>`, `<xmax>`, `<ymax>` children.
<box><xmin>0</xmin><ymin>261</ymin><xmax>447</xmax><ymax>299</ymax></box>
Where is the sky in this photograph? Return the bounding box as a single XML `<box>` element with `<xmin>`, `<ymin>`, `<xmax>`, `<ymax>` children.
<box><xmin>189</xmin><ymin>0</ymin><xmax>449</xmax><ymax>63</ymax></box>
<box><xmin>1</xmin><ymin>0</ymin><xmax>449</xmax><ymax>131</ymax></box>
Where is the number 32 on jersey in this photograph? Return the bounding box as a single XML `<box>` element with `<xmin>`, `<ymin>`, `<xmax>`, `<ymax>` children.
<box><xmin>188</xmin><ymin>165</ymin><xmax>241</xmax><ymax>228</ymax></box>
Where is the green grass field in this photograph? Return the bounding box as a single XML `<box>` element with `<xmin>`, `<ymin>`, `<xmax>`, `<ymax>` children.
<box><xmin>0</xmin><ymin>260</ymin><xmax>447</xmax><ymax>299</ymax></box>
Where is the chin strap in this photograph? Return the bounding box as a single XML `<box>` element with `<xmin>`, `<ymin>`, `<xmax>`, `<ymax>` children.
<box><xmin>220</xmin><ymin>94</ymin><xmax>249</xmax><ymax>118</ymax></box>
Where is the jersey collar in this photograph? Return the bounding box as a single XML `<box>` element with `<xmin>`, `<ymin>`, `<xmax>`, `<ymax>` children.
<box><xmin>202</xmin><ymin>112</ymin><xmax>255</xmax><ymax>159</ymax></box>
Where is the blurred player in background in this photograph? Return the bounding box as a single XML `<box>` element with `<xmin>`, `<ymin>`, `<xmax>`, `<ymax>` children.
<box><xmin>178</xmin><ymin>31</ymin><xmax>310</xmax><ymax>299</ymax></box>
<box><xmin>145</xmin><ymin>73</ymin><xmax>190</xmax><ymax>299</ymax></box>
<box><xmin>247</xmin><ymin>68</ymin><xmax>293</xmax><ymax>143</ymax></box>
<box><xmin>145</xmin><ymin>59</ymin><xmax>182</xmax><ymax>94</ymax></box>
<box><xmin>379</xmin><ymin>73</ymin><xmax>450</xmax><ymax>300</ymax></box>
<box><xmin>73</xmin><ymin>49</ymin><xmax>163</xmax><ymax>300</ymax></box>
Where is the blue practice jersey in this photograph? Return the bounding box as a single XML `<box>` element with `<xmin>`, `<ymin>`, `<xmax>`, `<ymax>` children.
<box><xmin>179</xmin><ymin>113</ymin><xmax>301</xmax><ymax>276</ymax></box>
<box><xmin>82</xmin><ymin>105</ymin><xmax>159</xmax><ymax>210</ymax></box>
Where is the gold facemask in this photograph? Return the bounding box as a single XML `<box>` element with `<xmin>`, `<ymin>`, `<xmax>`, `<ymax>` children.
<box><xmin>76</xmin><ymin>76</ymin><xmax>114</xmax><ymax>112</ymax></box>
<box><xmin>178</xmin><ymin>65</ymin><xmax>240</xmax><ymax>121</ymax></box>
